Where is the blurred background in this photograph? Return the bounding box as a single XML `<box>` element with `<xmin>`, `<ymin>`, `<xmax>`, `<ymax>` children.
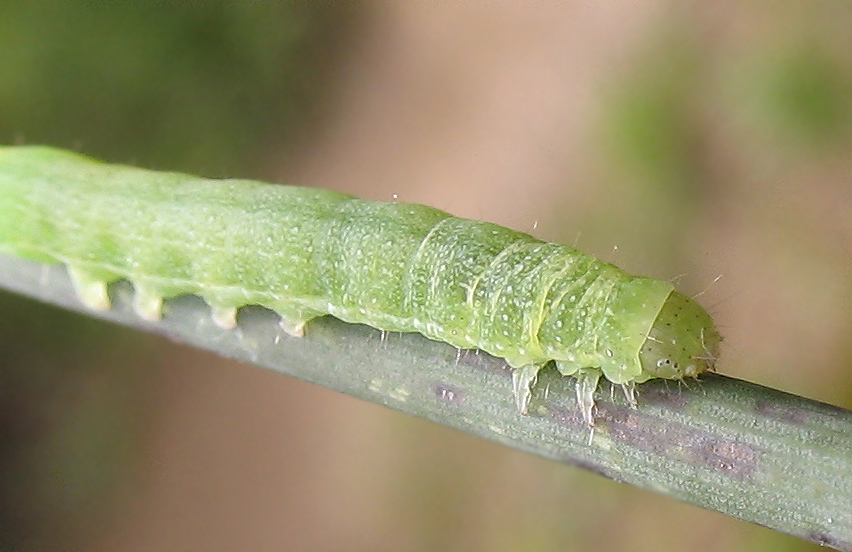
<box><xmin>1</xmin><ymin>2</ymin><xmax>850</xmax><ymax>551</ymax></box>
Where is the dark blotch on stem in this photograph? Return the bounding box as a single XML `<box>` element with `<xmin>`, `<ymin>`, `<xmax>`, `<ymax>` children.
<box><xmin>433</xmin><ymin>384</ymin><xmax>465</xmax><ymax>405</ymax></box>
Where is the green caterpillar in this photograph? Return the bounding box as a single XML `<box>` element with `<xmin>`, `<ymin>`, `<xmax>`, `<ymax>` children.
<box><xmin>0</xmin><ymin>146</ymin><xmax>721</xmax><ymax>425</ymax></box>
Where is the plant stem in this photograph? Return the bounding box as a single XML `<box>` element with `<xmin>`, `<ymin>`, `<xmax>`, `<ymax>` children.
<box><xmin>1</xmin><ymin>253</ymin><xmax>850</xmax><ymax>551</ymax></box>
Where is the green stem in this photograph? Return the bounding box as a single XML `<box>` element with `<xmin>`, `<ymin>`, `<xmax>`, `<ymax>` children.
<box><xmin>1</xmin><ymin>253</ymin><xmax>850</xmax><ymax>551</ymax></box>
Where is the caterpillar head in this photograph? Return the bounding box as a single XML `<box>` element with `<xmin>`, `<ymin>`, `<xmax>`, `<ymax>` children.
<box><xmin>638</xmin><ymin>290</ymin><xmax>721</xmax><ymax>381</ymax></box>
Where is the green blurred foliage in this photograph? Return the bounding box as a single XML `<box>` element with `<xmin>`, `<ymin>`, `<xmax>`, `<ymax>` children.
<box><xmin>0</xmin><ymin>293</ymin><xmax>151</xmax><ymax>550</ymax></box>
<box><xmin>747</xmin><ymin>46</ymin><xmax>852</xmax><ymax>149</ymax></box>
<box><xmin>595</xmin><ymin>32</ymin><xmax>710</xmax><ymax>277</ymax></box>
<box><xmin>602</xmin><ymin>37</ymin><xmax>705</xmax><ymax>191</ymax></box>
<box><xmin>0</xmin><ymin>3</ymin><xmax>355</xmax><ymax>174</ymax></box>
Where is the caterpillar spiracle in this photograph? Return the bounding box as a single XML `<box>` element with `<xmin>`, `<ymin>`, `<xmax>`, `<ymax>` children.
<box><xmin>0</xmin><ymin>146</ymin><xmax>721</xmax><ymax>426</ymax></box>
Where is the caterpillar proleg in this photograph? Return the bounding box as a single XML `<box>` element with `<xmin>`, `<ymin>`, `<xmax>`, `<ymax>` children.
<box><xmin>0</xmin><ymin>146</ymin><xmax>721</xmax><ymax>426</ymax></box>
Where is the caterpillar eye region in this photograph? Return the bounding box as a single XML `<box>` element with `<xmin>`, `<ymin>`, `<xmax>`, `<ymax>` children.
<box><xmin>639</xmin><ymin>290</ymin><xmax>721</xmax><ymax>381</ymax></box>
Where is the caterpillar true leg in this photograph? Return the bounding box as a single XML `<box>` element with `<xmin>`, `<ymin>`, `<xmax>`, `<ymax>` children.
<box><xmin>511</xmin><ymin>364</ymin><xmax>542</xmax><ymax>414</ymax></box>
<box><xmin>575</xmin><ymin>369</ymin><xmax>601</xmax><ymax>427</ymax></box>
<box><xmin>620</xmin><ymin>381</ymin><xmax>637</xmax><ymax>407</ymax></box>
